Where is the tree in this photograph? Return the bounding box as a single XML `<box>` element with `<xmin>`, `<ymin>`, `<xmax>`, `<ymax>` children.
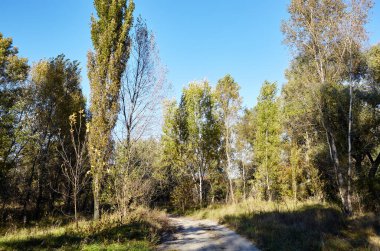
<box><xmin>58</xmin><ymin>110</ymin><xmax>89</xmax><ymax>225</ymax></box>
<box><xmin>253</xmin><ymin>81</ymin><xmax>281</xmax><ymax>201</ymax></box>
<box><xmin>340</xmin><ymin>0</ymin><xmax>373</xmax><ymax>214</ymax></box>
<box><xmin>215</xmin><ymin>74</ymin><xmax>242</xmax><ymax>203</ymax></box>
<box><xmin>282</xmin><ymin>0</ymin><xmax>372</xmax><ymax>215</ymax></box>
<box><xmin>87</xmin><ymin>0</ymin><xmax>134</xmax><ymax>220</ymax></box>
<box><xmin>0</xmin><ymin>33</ymin><xmax>28</xmax><ymax>215</ymax></box>
<box><xmin>120</xmin><ymin>16</ymin><xmax>167</xmax><ymax>145</ymax></box>
<box><xmin>24</xmin><ymin>55</ymin><xmax>85</xmax><ymax>220</ymax></box>
<box><xmin>115</xmin><ymin>16</ymin><xmax>167</xmax><ymax>218</ymax></box>
<box><xmin>362</xmin><ymin>44</ymin><xmax>380</xmax><ymax>180</ymax></box>
<box><xmin>177</xmin><ymin>82</ymin><xmax>221</xmax><ymax>207</ymax></box>
<box><xmin>156</xmin><ymin>100</ymin><xmax>182</xmax><ymax>208</ymax></box>
<box><xmin>348</xmin><ymin>44</ymin><xmax>380</xmax><ymax>210</ymax></box>
<box><xmin>236</xmin><ymin>108</ymin><xmax>255</xmax><ymax>200</ymax></box>
<box><xmin>281</xmin><ymin>59</ymin><xmax>325</xmax><ymax>201</ymax></box>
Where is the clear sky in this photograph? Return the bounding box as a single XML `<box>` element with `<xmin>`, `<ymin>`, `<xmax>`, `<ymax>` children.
<box><xmin>1</xmin><ymin>0</ymin><xmax>379</xmax><ymax>109</ymax></box>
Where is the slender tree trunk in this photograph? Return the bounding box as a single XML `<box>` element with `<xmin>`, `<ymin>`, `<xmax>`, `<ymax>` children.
<box><xmin>210</xmin><ymin>182</ymin><xmax>215</xmax><ymax>204</ymax></box>
<box><xmin>228</xmin><ymin>178</ymin><xmax>235</xmax><ymax>203</ymax></box>
<box><xmin>199</xmin><ymin>177</ymin><xmax>203</xmax><ymax>208</ymax></box>
<box><xmin>93</xmin><ymin>172</ymin><xmax>100</xmax><ymax>220</ymax></box>
<box><xmin>265</xmin><ymin>129</ymin><xmax>271</xmax><ymax>201</ymax></box>
<box><xmin>326</xmin><ymin>129</ymin><xmax>351</xmax><ymax>214</ymax></box>
<box><xmin>226</xmin><ymin>126</ymin><xmax>235</xmax><ymax>204</ymax></box>
<box><xmin>292</xmin><ymin>153</ymin><xmax>297</xmax><ymax>202</ymax></box>
<box><xmin>242</xmin><ymin>162</ymin><xmax>246</xmax><ymax>200</ymax></box>
<box><xmin>73</xmin><ymin>187</ymin><xmax>78</xmax><ymax>228</ymax></box>
<box><xmin>225</xmin><ymin>183</ymin><xmax>229</xmax><ymax>204</ymax></box>
<box><xmin>347</xmin><ymin>80</ymin><xmax>353</xmax><ymax>215</ymax></box>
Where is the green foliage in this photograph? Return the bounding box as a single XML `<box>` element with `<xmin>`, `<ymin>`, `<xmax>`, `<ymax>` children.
<box><xmin>215</xmin><ymin>74</ymin><xmax>242</xmax><ymax>203</ymax></box>
<box><xmin>31</xmin><ymin>55</ymin><xmax>86</xmax><ymax>138</ymax></box>
<box><xmin>178</xmin><ymin>81</ymin><xmax>222</xmax><ymax>206</ymax></box>
<box><xmin>170</xmin><ymin>177</ymin><xmax>196</xmax><ymax>213</ymax></box>
<box><xmin>215</xmin><ymin>74</ymin><xmax>242</xmax><ymax>122</ymax></box>
<box><xmin>367</xmin><ymin>44</ymin><xmax>380</xmax><ymax>83</ymax></box>
<box><xmin>0</xmin><ymin>33</ymin><xmax>29</xmax><ymax>204</ymax></box>
<box><xmin>252</xmin><ymin>81</ymin><xmax>282</xmax><ymax>200</ymax></box>
<box><xmin>25</xmin><ymin>55</ymin><xmax>86</xmax><ymax>218</ymax></box>
<box><xmin>155</xmin><ymin>100</ymin><xmax>182</xmax><ymax>208</ymax></box>
<box><xmin>283</xmin><ymin>0</ymin><xmax>374</xmax><ymax>215</ymax></box>
<box><xmin>87</xmin><ymin>0</ymin><xmax>135</xmax><ymax>220</ymax></box>
<box><xmin>159</xmin><ymin>82</ymin><xmax>223</xmax><ymax>209</ymax></box>
<box><xmin>281</xmin><ymin>43</ymin><xmax>380</xmax><ymax>209</ymax></box>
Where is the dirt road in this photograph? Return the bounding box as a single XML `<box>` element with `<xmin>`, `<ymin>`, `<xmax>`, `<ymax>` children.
<box><xmin>158</xmin><ymin>216</ymin><xmax>259</xmax><ymax>251</ymax></box>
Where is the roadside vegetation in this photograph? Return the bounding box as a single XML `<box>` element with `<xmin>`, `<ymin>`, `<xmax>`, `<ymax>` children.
<box><xmin>0</xmin><ymin>208</ymin><xmax>169</xmax><ymax>251</ymax></box>
<box><xmin>193</xmin><ymin>199</ymin><xmax>380</xmax><ymax>251</ymax></box>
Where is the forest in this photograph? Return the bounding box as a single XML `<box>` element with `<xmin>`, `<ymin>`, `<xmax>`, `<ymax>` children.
<box><xmin>0</xmin><ymin>0</ymin><xmax>379</xmax><ymax>250</ymax></box>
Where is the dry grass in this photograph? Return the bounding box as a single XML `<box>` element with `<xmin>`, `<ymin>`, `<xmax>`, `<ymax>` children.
<box><xmin>192</xmin><ymin>198</ymin><xmax>380</xmax><ymax>251</ymax></box>
<box><xmin>0</xmin><ymin>207</ymin><xmax>169</xmax><ymax>251</ymax></box>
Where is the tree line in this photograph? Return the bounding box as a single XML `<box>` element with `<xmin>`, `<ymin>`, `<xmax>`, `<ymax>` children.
<box><xmin>0</xmin><ymin>0</ymin><xmax>379</xmax><ymax>225</ymax></box>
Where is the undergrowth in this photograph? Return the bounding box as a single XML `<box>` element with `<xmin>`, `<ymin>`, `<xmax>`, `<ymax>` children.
<box><xmin>0</xmin><ymin>207</ymin><xmax>169</xmax><ymax>251</ymax></box>
<box><xmin>192</xmin><ymin>199</ymin><xmax>380</xmax><ymax>251</ymax></box>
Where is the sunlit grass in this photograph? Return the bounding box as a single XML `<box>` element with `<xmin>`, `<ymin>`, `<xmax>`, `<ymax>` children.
<box><xmin>0</xmin><ymin>207</ymin><xmax>168</xmax><ymax>250</ymax></box>
<box><xmin>192</xmin><ymin>198</ymin><xmax>380</xmax><ymax>251</ymax></box>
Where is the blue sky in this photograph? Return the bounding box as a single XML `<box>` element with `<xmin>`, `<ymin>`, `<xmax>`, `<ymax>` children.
<box><xmin>0</xmin><ymin>0</ymin><xmax>379</xmax><ymax>109</ymax></box>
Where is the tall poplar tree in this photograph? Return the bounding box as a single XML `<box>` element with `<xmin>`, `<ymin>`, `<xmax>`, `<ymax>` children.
<box><xmin>253</xmin><ymin>81</ymin><xmax>281</xmax><ymax>201</ymax></box>
<box><xmin>215</xmin><ymin>74</ymin><xmax>242</xmax><ymax>203</ymax></box>
<box><xmin>87</xmin><ymin>0</ymin><xmax>134</xmax><ymax>220</ymax></box>
<box><xmin>178</xmin><ymin>82</ymin><xmax>221</xmax><ymax>207</ymax></box>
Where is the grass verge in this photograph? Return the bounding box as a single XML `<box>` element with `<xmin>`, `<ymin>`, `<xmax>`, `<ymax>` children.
<box><xmin>0</xmin><ymin>207</ymin><xmax>169</xmax><ymax>251</ymax></box>
<box><xmin>192</xmin><ymin>199</ymin><xmax>380</xmax><ymax>251</ymax></box>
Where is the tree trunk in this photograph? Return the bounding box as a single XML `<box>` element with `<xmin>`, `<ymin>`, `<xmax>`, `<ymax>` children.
<box><xmin>368</xmin><ymin>152</ymin><xmax>380</xmax><ymax>178</ymax></box>
<box><xmin>242</xmin><ymin>162</ymin><xmax>246</xmax><ymax>200</ymax></box>
<box><xmin>225</xmin><ymin>182</ymin><xmax>229</xmax><ymax>204</ymax></box>
<box><xmin>74</xmin><ymin>190</ymin><xmax>78</xmax><ymax>228</ymax></box>
<box><xmin>93</xmin><ymin>172</ymin><xmax>100</xmax><ymax>220</ymax></box>
<box><xmin>265</xmin><ymin>130</ymin><xmax>271</xmax><ymax>201</ymax></box>
<box><xmin>199</xmin><ymin>176</ymin><xmax>203</xmax><ymax>208</ymax></box>
<box><xmin>326</xmin><ymin>129</ymin><xmax>352</xmax><ymax>214</ymax></box>
<box><xmin>228</xmin><ymin>177</ymin><xmax>235</xmax><ymax>204</ymax></box>
<box><xmin>292</xmin><ymin>156</ymin><xmax>297</xmax><ymax>202</ymax></box>
<box><xmin>347</xmin><ymin>80</ymin><xmax>353</xmax><ymax>215</ymax></box>
<box><xmin>226</xmin><ymin>126</ymin><xmax>235</xmax><ymax>204</ymax></box>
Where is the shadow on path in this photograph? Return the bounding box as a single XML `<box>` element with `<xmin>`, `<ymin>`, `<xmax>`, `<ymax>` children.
<box><xmin>158</xmin><ymin>217</ymin><xmax>259</xmax><ymax>251</ymax></box>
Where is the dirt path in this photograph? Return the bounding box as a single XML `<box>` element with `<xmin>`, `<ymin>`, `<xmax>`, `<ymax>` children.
<box><xmin>158</xmin><ymin>216</ymin><xmax>260</xmax><ymax>251</ymax></box>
